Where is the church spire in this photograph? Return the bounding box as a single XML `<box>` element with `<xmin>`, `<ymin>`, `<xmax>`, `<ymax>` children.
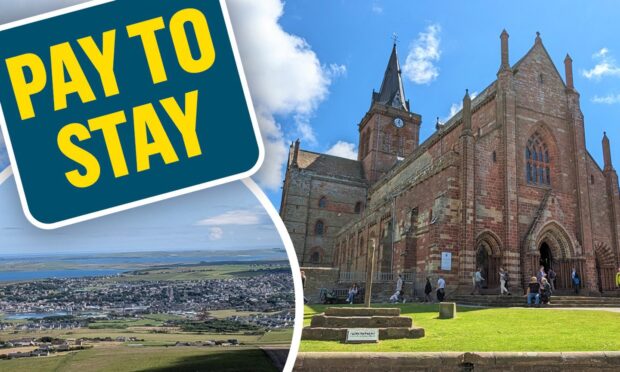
<box><xmin>372</xmin><ymin>43</ymin><xmax>409</xmax><ymax>111</ymax></box>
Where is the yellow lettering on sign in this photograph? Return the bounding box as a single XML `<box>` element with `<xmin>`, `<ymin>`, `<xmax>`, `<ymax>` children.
<box><xmin>160</xmin><ymin>90</ymin><xmax>201</xmax><ymax>158</ymax></box>
<box><xmin>126</xmin><ymin>17</ymin><xmax>168</xmax><ymax>84</ymax></box>
<box><xmin>133</xmin><ymin>103</ymin><xmax>179</xmax><ymax>172</ymax></box>
<box><xmin>77</xmin><ymin>30</ymin><xmax>119</xmax><ymax>98</ymax></box>
<box><xmin>57</xmin><ymin>123</ymin><xmax>101</xmax><ymax>188</ymax></box>
<box><xmin>50</xmin><ymin>42</ymin><xmax>96</xmax><ymax>112</ymax></box>
<box><xmin>5</xmin><ymin>53</ymin><xmax>47</xmax><ymax>120</ymax></box>
<box><xmin>169</xmin><ymin>8</ymin><xmax>216</xmax><ymax>74</ymax></box>
<box><xmin>88</xmin><ymin>110</ymin><xmax>129</xmax><ymax>178</ymax></box>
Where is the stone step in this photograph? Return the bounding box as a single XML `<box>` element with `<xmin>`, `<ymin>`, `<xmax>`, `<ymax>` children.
<box><xmin>324</xmin><ymin>307</ymin><xmax>401</xmax><ymax>317</ymax></box>
<box><xmin>310</xmin><ymin>315</ymin><xmax>413</xmax><ymax>328</ymax></box>
<box><xmin>302</xmin><ymin>326</ymin><xmax>425</xmax><ymax>342</ymax></box>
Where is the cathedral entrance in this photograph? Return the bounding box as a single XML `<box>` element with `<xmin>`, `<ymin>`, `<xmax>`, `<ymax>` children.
<box><xmin>539</xmin><ymin>242</ymin><xmax>553</xmax><ymax>272</ymax></box>
<box><xmin>475</xmin><ymin>232</ymin><xmax>502</xmax><ymax>289</ymax></box>
<box><xmin>476</xmin><ymin>246</ymin><xmax>490</xmax><ymax>289</ymax></box>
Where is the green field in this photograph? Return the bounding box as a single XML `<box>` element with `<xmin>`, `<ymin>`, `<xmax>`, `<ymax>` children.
<box><xmin>108</xmin><ymin>264</ymin><xmax>290</xmax><ymax>282</ymax></box>
<box><xmin>0</xmin><ymin>346</ymin><xmax>277</xmax><ymax>372</ymax></box>
<box><xmin>301</xmin><ymin>304</ymin><xmax>620</xmax><ymax>352</ymax></box>
<box><xmin>0</xmin><ymin>326</ymin><xmax>293</xmax><ymax>346</ymax></box>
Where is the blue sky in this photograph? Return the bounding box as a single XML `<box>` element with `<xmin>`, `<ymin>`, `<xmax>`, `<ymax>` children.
<box><xmin>1</xmin><ymin>0</ymin><xmax>620</xmax><ymax>211</ymax></box>
<box><xmin>0</xmin><ymin>173</ymin><xmax>282</xmax><ymax>254</ymax></box>
<box><xmin>239</xmin><ymin>0</ymin><xmax>620</xmax><ymax>206</ymax></box>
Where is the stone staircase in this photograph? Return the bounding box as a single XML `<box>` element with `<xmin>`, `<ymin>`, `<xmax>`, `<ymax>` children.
<box><xmin>302</xmin><ymin>307</ymin><xmax>425</xmax><ymax>342</ymax></box>
<box><xmin>451</xmin><ymin>294</ymin><xmax>620</xmax><ymax>308</ymax></box>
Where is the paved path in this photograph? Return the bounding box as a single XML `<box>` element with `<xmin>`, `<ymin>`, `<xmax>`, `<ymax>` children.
<box><xmin>261</xmin><ymin>346</ymin><xmax>290</xmax><ymax>371</ymax></box>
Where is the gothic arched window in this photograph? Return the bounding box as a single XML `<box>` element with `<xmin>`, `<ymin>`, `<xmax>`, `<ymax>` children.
<box><xmin>310</xmin><ymin>251</ymin><xmax>321</xmax><ymax>264</ymax></box>
<box><xmin>318</xmin><ymin>196</ymin><xmax>327</xmax><ymax>209</ymax></box>
<box><xmin>354</xmin><ymin>202</ymin><xmax>363</xmax><ymax>214</ymax></box>
<box><xmin>526</xmin><ymin>133</ymin><xmax>551</xmax><ymax>186</ymax></box>
<box><xmin>315</xmin><ymin>220</ymin><xmax>325</xmax><ymax>236</ymax></box>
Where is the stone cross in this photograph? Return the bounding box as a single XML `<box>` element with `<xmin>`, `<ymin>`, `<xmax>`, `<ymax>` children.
<box><xmin>364</xmin><ymin>238</ymin><xmax>376</xmax><ymax>307</ymax></box>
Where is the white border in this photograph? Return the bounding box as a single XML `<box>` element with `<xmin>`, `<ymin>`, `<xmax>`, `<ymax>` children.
<box><xmin>0</xmin><ymin>169</ymin><xmax>303</xmax><ymax>371</ymax></box>
<box><xmin>0</xmin><ymin>0</ymin><xmax>266</xmax><ymax>230</ymax></box>
<box><xmin>242</xmin><ymin>178</ymin><xmax>302</xmax><ymax>372</ymax></box>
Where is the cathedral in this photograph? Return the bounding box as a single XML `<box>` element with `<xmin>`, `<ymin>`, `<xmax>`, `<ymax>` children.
<box><xmin>280</xmin><ymin>30</ymin><xmax>620</xmax><ymax>297</ymax></box>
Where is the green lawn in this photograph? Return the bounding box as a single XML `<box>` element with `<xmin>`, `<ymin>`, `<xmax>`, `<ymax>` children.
<box><xmin>0</xmin><ymin>346</ymin><xmax>277</xmax><ymax>372</ymax></box>
<box><xmin>301</xmin><ymin>304</ymin><xmax>620</xmax><ymax>352</ymax></box>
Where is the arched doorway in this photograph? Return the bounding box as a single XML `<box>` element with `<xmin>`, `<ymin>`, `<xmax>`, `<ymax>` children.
<box><xmin>539</xmin><ymin>242</ymin><xmax>553</xmax><ymax>273</ymax></box>
<box><xmin>532</xmin><ymin>222</ymin><xmax>576</xmax><ymax>291</ymax></box>
<box><xmin>476</xmin><ymin>246</ymin><xmax>490</xmax><ymax>288</ymax></box>
<box><xmin>594</xmin><ymin>243</ymin><xmax>616</xmax><ymax>292</ymax></box>
<box><xmin>475</xmin><ymin>232</ymin><xmax>502</xmax><ymax>289</ymax></box>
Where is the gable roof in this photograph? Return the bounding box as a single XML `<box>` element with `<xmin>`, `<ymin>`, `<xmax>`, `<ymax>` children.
<box><xmin>511</xmin><ymin>35</ymin><xmax>567</xmax><ymax>89</ymax></box>
<box><xmin>297</xmin><ymin>150</ymin><xmax>365</xmax><ymax>181</ymax></box>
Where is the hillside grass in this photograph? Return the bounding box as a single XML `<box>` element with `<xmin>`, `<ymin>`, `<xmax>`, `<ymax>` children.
<box><xmin>0</xmin><ymin>346</ymin><xmax>277</xmax><ymax>372</ymax></box>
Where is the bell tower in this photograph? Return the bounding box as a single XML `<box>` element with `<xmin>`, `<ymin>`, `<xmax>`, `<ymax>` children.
<box><xmin>358</xmin><ymin>43</ymin><xmax>421</xmax><ymax>183</ymax></box>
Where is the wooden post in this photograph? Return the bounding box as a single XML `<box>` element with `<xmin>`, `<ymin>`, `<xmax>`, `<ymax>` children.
<box><xmin>364</xmin><ymin>239</ymin><xmax>376</xmax><ymax>307</ymax></box>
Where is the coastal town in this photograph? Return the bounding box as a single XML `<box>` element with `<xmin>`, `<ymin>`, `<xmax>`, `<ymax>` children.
<box><xmin>0</xmin><ymin>263</ymin><xmax>295</xmax><ymax>362</ymax></box>
<box><xmin>0</xmin><ymin>268</ymin><xmax>293</xmax><ymax>316</ymax></box>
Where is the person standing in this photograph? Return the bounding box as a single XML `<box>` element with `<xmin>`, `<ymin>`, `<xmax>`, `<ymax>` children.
<box><xmin>396</xmin><ymin>274</ymin><xmax>403</xmax><ymax>297</ymax></box>
<box><xmin>437</xmin><ymin>275</ymin><xmax>446</xmax><ymax>302</ymax></box>
<box><xmin>616</xmin><ymin>267</ymin><xmax>620</xmax><ymax>288</ymax></box>
<box><xmin>536</xmin><ymin>266</ymin><xmax>546</xmax><ymax>284</ymax></box>
<box><xmin>547</xmin><ymin>268</ymin><xmax>557</xmax><ymax>292</ymax></box>
<box><xmin>573</xmin><ymin>271</ymin><xmax>581</xmax><ymax>294</ymax></box>
<box><xmin>471</xmin><ymin>268</ymin><xmax>484</xmax><ymax>295</ymax></box>
<box><xmin>301</xmin><ymin>270</ymin><xmax>308</xmax><ymax>304</ymax></box>
<box><xmin>499</xmin><ymin>268</ymin><xmax>510</xmax><ymax>296</ymax></box>
<box><xmin>424</xmin><ymin>277</ymin><xmax>433</xmax><ymax>303</ymax></box>
<box><xmin>571</xmin><ymin>268</ymin><xmax>580</xmax><ymax>294</ymax></box>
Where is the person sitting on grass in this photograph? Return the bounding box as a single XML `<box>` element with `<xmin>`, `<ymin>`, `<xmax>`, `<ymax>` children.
<box><xmin>526</xmin><ymin>276</ymin><xmax>540</xmax><ymax>306</ymax></box>
<box><xmin>347</xmin><ymin>283</ymin><xmax>359</xmax><ymax>304</ymax></box>
<box><xmin>540</xmin><ymin>277</ymin><xmax>552</xmax><ymax>305</ymax></box>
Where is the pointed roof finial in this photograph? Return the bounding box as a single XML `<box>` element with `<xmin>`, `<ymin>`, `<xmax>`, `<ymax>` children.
<box><xmin>391</xmin><ymin>32</ymin><xmax>399</xmax><ymax>46</ymax></box>
<box><xmin>603</xmin><ymin>132</ymin><xmax>613</xmax><ymax>170</ymax></box>
<box><xmin>499</xmin><ymin>29</ymin><xmax>510</xmax><ymax>72</ymax></box>
<box><xmin>564</xmin><ymin>53</ymin><xmax>574</xmax><ymax>90</ymax></box>
<box><xmin>535</xmin><ymin>31</ymin><xmax>542</xmax><ymax>44</ymax></box>
<box><xmin>464</xmin><ymin>88</ymin><xmax>470</xmax><ymax>99</ymax></box>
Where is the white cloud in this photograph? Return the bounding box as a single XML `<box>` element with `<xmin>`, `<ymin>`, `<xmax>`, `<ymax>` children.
<box><xmin>326</xmin><ymin>141</ymin><xmax>358</xmax><ymax>160</ymax></box>
<box><xmin>208</xmin><ymin>227</ymin><xmax>224</xmax><ymax>241</ymax></box>
<box><xmin>583</xmin><ymin>48</ymin><xmax>620</xmax><ymax>80</ymax></box>
<box><xmin>327</xmin><ymin>63</ymin><xmax>347</xmax><ymax>78</ymax></box>
<box><xmin>403</xmin><ymin>24</ymin><xmax>441</xmax><ymax>85</ymax></box>
<box><xmin>371</xmin><ymin>3</ymin><xmax>383</xmax><ymax>14</ymax></box>
<box><xmin>228</xmin><ymin>0</ymin><xmax>342</xmax><ymax>190</ymax></box>
<box><xmin>592</xmin><ymin>94</ymin><xmax>620</xmax><ymax>104</ymax></box>
<box><xmin>196</xmin><ymin>209</ymin><xmax>264</xmax><ymax>226</ymax></box>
